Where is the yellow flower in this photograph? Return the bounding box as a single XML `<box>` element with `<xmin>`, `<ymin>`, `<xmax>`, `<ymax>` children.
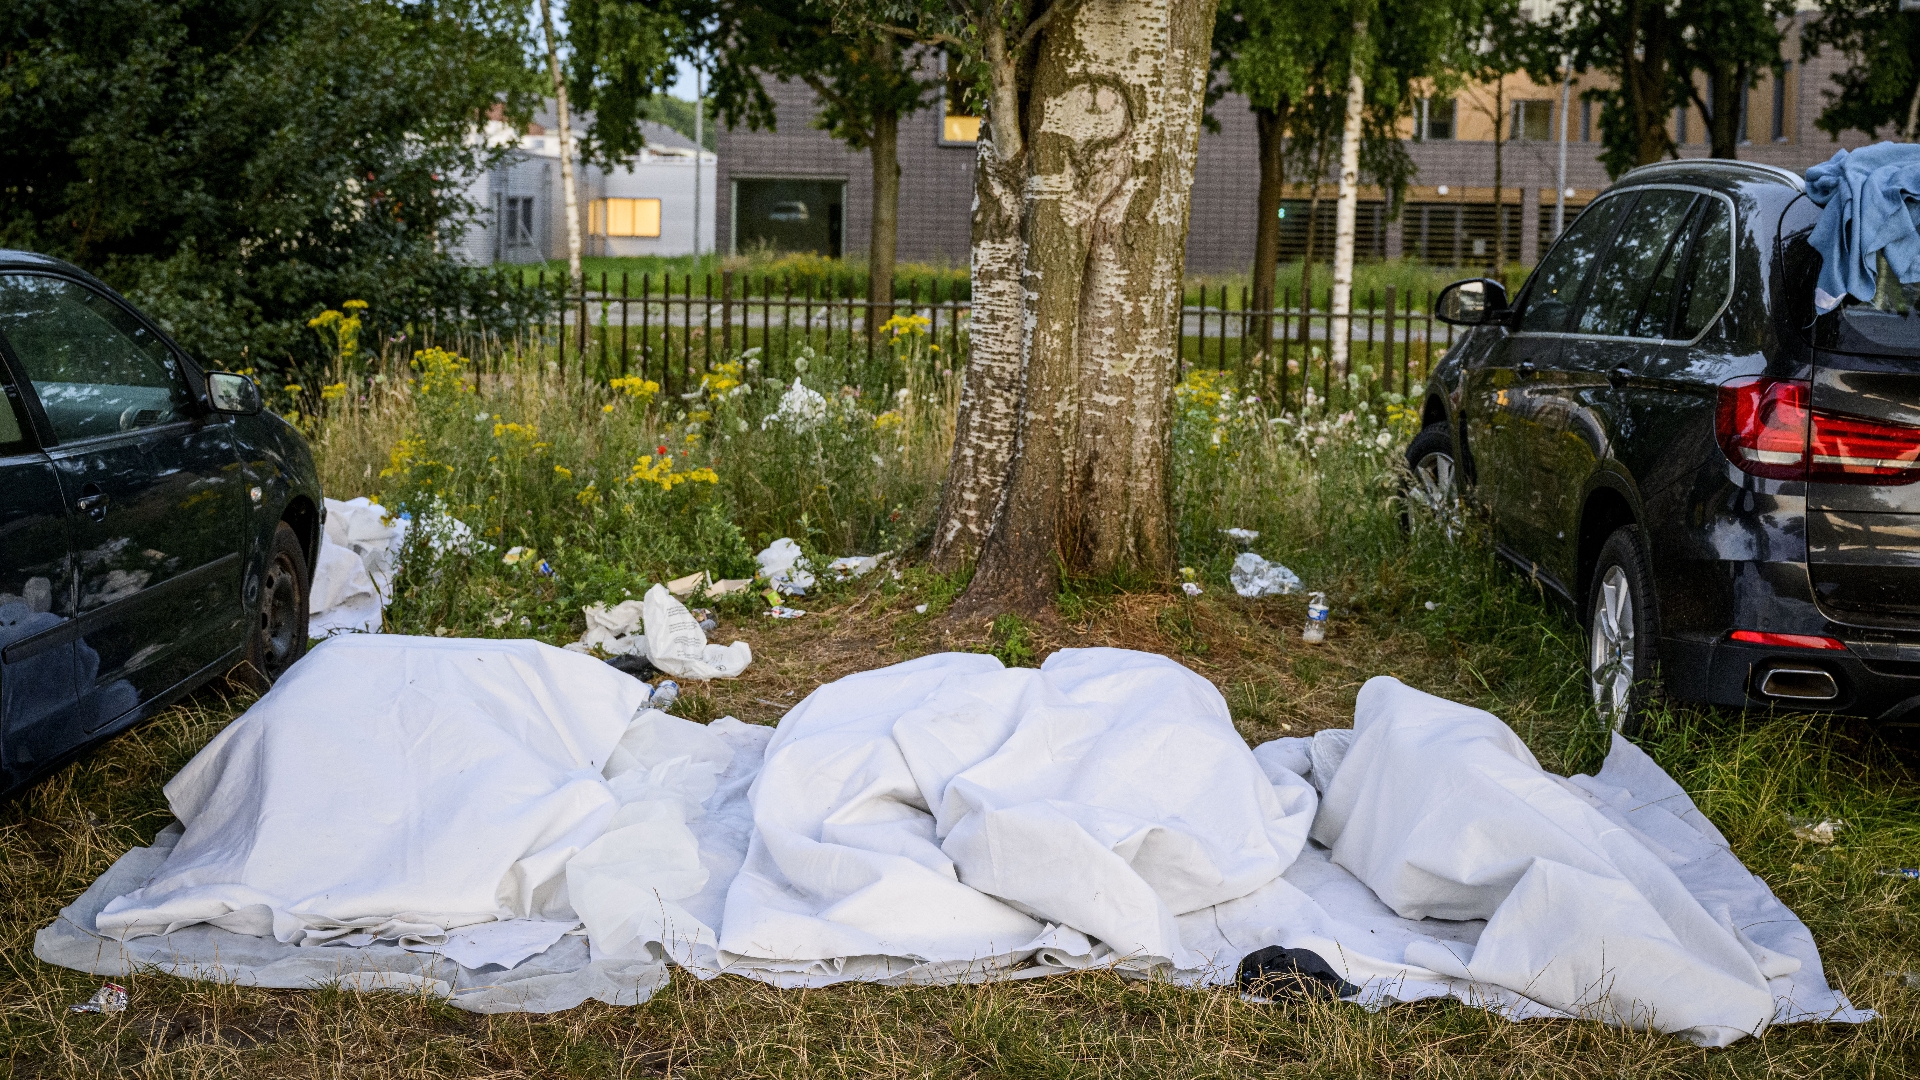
<box><xmin>284</xmin><ymin>385</ymin><xmax>303</xmax><ymax>395</ymax></box>
<box><xmin>553</xmin><ymin>465</ymin><xmax>573</xmax><ymax>479</ymax></box>
<box><xmin>607</xmin><ymin>376</ymin><xmax>661</xmax><ymax>403</ymax></box>
<box><xmin>576</xmin><ymin>483</ymin><xmax>601</xmax><ymax>506</ymax></box>
<box><xmin>623</xmin><ymin>454</ymin><xmax>719</xmax><ymax>492</ymax></box>
<box><xmin>601</xmin><ymin>403</ymin><xmax>616</xmax><ymax>414</ymax></box>
<box><xmin>320</xmin><ymin>382</ymin><xmax>347</xmax><ymax>401</ymax></box>
<box><xmin>880</xmin><ymin>312</ymin><xmax>931</xmax><ymax>338</ymax></box>
<box><xmin>873</xmin><ymin>410</ymin><xmax>904</xmax><ymax>431</ymax></box>
<box><xmin>342</xmin><ymin>299</ymin><xmax>368</xmax><ymax>311</ymax></box>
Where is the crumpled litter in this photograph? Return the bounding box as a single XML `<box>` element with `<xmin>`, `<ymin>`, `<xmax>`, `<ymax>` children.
<box><xmin>666</xmin><ymin>572</ymin><xmax>707</xmax><ymax>598</ymax></box>
<box><xmin>1877</xmin><ymin>868</ymin><xmax>1919</xmax><ymax>880</ymax></box>
<box><xmin>1182</xmin><ymin>582</ymin><xmax>1203</xmax><ymax>596</ymax></box>
<box><xmin>1223</xmin><ymin>527</ymin><xmax>1260</xmax><ymax>545</ymax></box>
<box><xmin>766</xmin><ymin>606</ymin><xmax>806</xmax><ymax>619</ymax></box>
<box><xmin>1789</xmin><ymin>815</ymin><xmax>1847</xmax><ymax>844</ymax></box>
<box><xmin>70</xmin><ymin>982</ymin><xmax>127</xmax><ymax>1014</ymax></box>
<box><xmin>827</xmin><ymin>552</ymin><xmax>892</xmax><ymax>581</ymax></box>
<box><xmin>309</xmin><ymin>497</ymin><xmax>405</xmax><ymax>635</ymax></box>
<box><xmin>756</xmin><ymin>538</ymin><xmax>815</xmax><ymax>595</ymax></box>
<box><xmin>708</xmin><ymin>578</ymin><xmax>753</xmax><ymax>597</ymax></box>
<box><xmin>576</xmin><ymin>600</ymin><xmax>648</xmax><ymax>657</ymax></box>
<box><xmin>641</xmin><ymin>584</ymin><xmax>751</xmax><ymax>679</ymax></box>
<box><xmin>1231</xmin><ymin>552</ymin><xmax>1302</xmax><ymax>597</ymax></box>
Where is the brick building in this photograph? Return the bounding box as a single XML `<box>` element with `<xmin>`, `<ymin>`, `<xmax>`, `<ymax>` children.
<box><xmin>717</xmin><ymin>12</ymin><xmax>1882</xmax><ymax>275</ymax></box>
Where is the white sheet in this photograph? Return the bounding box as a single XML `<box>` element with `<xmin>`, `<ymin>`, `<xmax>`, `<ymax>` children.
<box><xmin>42</xmin><ymin>645</ymin><xmax>1868</xmax><ymax>1042</ymax></box>
<box><xmin>309</xmin><ymin>497</ymin><xmax>404</xmax><ymax>635</ymax></box>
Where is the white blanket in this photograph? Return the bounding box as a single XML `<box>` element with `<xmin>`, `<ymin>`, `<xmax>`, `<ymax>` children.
<box><xmin>40</xmin><ymin>644</ymin><xmax>1867</xmax><ymax>1044</ymax></box>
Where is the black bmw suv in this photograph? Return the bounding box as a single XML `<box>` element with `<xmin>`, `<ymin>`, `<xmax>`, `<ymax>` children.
<box><xmin>1412</xmin><ymin>159</ymin><xmax>1920</xmax><ymax>733</ymax></box>
<box><xmin>0</xmin><ymin>252</ymin><xmax>322</xmax><ymax>795</ymax></box>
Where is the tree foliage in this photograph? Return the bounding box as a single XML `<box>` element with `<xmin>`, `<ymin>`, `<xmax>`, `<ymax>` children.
<box><xmin>1802</xmin><ymin>0</ymin><xmax>1920</xmax><ymax>141</ymax></box>
<box><xmin>0</xmin><ymin>0</ymin><xmax>540</xmax><ymax>368</ymax></box>
<box><xmin>560</xmin><ymin>0</ymin><xmax>687</xmax><ymax>167</ymax></box>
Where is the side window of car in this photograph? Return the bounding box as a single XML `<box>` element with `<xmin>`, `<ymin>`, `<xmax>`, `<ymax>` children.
<box><xmin>1675</xmin><ymin>199</ymin><xmax>1734</xmax><ymax>339</ymax></box>
<box><xmin>1517</xmin><ymin>194</ymin><xmax>1629</xmax><ymax>333</ymax></box>
<box><xmin>1575</xmin><ymin>189</ymin><xmax>1700</xmax><ymax>338</ymax></box>
<box><xmin>0</xmin><ymin>275</ymin><xmax>190</xmax><ymax>443</ymax></box>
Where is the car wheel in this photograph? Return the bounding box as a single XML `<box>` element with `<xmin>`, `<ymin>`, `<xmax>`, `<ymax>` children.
<box><xmin>1587</xmin><ymin>525</ymin><xmax>1659</xmax><ymax>735</ymax></box>
<box><xmin>242</xmin><ymin>521</ymin><xmax>310</xmax><ymax>688</ymax></box>
<box><xmin>1401</xmin><ymin>422</ymin><xmax>1462</xmax><ymax>537</ymax></box>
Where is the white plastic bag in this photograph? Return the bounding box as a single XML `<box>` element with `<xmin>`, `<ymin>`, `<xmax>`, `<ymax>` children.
<box><xmin>755</xmin><ymin>538</ymin><xmax>815</xmax><ymax>595</ymax></box>
<box><xmin>580</xmin><ymin>600</ymin><xmax>647</xmax><ymax>656</ymax></box>
<box><xmin>641</xmin><ymin>584</ymin><xmax>751</xmax><ymax>680</ymax></box>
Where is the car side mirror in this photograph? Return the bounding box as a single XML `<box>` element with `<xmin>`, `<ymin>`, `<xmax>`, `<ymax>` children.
<box><xmin>1435</xmin><ymin>278</ymin><xmax>1512</xmax><ymax>326</ymax></box>
<box><xmin>206</xmin><ymin>372</ymin><xmax>262</xmax><ymax>415</ymax></box>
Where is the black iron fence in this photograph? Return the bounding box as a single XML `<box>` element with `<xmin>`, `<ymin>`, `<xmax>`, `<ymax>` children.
<box><xmin>419</xmin><ymin>270</ymin><xmax>1463</xmax><ymax>413</ymax></box>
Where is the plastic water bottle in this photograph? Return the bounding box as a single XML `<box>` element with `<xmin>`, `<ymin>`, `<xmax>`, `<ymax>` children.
<box><xmin>651</xmin><ymin>679</ymin><xmax>680</xmax><ymax>711</ymax></box>
<box><xmin>1303</xmin><ymin>593</ymin><xmax>1329</xmax><ymax>644</ymax></box>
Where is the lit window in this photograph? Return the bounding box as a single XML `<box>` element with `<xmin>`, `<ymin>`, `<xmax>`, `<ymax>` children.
<box><xmin>590</xmin><ymin>198</ymin><xmax>662</xmax><ymax>238</ymax></box>
<box><xmin>943</xmin><ymin>112</ymin><xmax>979</xmax><ymax>144</ymax></box>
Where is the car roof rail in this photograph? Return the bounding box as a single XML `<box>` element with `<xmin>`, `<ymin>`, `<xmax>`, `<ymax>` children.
<box><xmin>1619</xmin><ymin>158</ymin><xmax>1806</xmax><ymax>192</ymax></box>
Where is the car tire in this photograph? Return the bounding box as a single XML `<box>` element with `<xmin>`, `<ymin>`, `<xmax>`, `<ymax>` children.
<box><xmin>1401</xmin><ymin>422</ymin><xmax>1462</xmax><ymax>536</ymax></box>
<box><xmin>241</xmin><ymin>521</ymin><xmax>311</xmax><ymax>688</ymax></box>
<box><xmin>1587</xmin><ymin>525</ymin><xmax>1659</xmax><ymax>735</ymax></box>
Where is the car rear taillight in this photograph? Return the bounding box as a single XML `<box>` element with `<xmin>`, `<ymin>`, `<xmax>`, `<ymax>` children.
<box><xmin>1716</xmin><ymin>377</ymin><xmax>1920</xmax><ymax>485</ymax></box>
<box><xmin>1729</xmin><ymin>630</ymin><xmax>1846</xmax><ymax>650</ymax></box>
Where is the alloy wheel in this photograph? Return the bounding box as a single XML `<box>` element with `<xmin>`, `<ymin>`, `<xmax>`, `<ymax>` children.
<box><xmin>1589</xmin><ymin>565</ymin><xmax>1636</xmax><ymax>731</ymax></box>
<box><xmin>1406</xmin><ymin>450</ymin><xmax>1461</xmax><ymax>539</ymax></box>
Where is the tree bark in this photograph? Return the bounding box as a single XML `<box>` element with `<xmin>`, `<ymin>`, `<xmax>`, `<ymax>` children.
<box><xmin>869</xmin><ymin>106</ymin><xmax>900</xmax><ymax>323</ymax></box>
<box><xmin>1329</xmin><ymin>24</ymin><xmax>1366</xmax><ymax>374</ymax></box>
<box><xmin>537</xmin><ymin>0</ymin><xmax>583</xmax><ymax>288</ymax></box>
<box><xmin>1250</xmin><ymin>103</ymin><xmax>1290</xmax><ymax>359</ymax></box>
<box><xmin>947</xmin><ymin>0</ymin><xmax>1217</xmax><ymax>614</ymax></box>
<box><xmin>1624</xmin><ymin>0</ymin><xmax>1675</xmax><ymax>167</ymax></box>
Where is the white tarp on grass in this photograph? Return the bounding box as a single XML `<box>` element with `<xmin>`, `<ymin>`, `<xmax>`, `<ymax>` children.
<box><xmin>37</xmin><ymin>643</ymin><xmax>1868</xmax><ymax>1043</ymax></box>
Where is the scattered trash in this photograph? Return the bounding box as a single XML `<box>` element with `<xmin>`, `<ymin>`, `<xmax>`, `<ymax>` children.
<box><xmin>1230</xmin><ymin>552</ymin><xmax>1301</xmax><ymax>597</ymax></box>
<box><xmin>1424</xmin><ymin>601</ymin><xmax>1440</xmax><ymax>611</ymax></box>
<box><xmin>1182</xmin><ymin>582</ymin><xmax>1204</xmax><ymax>597</ymax></box>
<box><xmin>69</xmin><ymin>982</ymin><xmax>127</xmax><ymax>1015</ymax></box>
<box><xmin>761</xmin><ymin>587</ymin><xmax>783</xmax><ymax>607</ymax></box>
<box><xmin>1876</xmin><ymin>867</ymin><xmax>1919</xmax><ymax>880</ymax></box>
<box><xmin>606</xmin><ymin>654</ymin><xmax>658</xmax><ymax>680</ymax></box>
<box><xmin>1303</xmin><ymin>592</ymin><xmax>1329</xmax><ymax>644</ymax></box>
<box><xmin>642</xmin><ymin>585</ymin><xmax>752</xmax><ymax>679</ymax></box>
<box><xmin>767</xmin><ymin>606</ymin><xmax>807</xmax><ymax>619</ymax></box>
<box><xmin>692</xmin><ymin>607</ymin><xmax>719</xmax><ymax>633</ymax></box>
<box><xmin>649</xmin><ymin>679</ymin><xmax>680</xmax><ymax>711</ymax></box>
<box><xmin>1222</xmin><ymin>527</ymin><xmax>1261</xmax><ymax>547</ymax></box>
<box><xmin>535</xmin><ymin>559</ymin><xmax>556</xmax><ymax>578</ymax></box>
<box><xmin>915</xmin><ymin>604</ymin><xmax>929</xmax><ymax>614</ymax></box>
<box><xmin>707</xmin><ymin>578</ymin><xmax>754</xmax><ymax>597</ymax></box>
<box><xmin>827</xmin><ymin>552</ymin><xmax>892</xmax><ymax>581</ymax></box>
<box><xmin>502</xmin><ymin>546</ymin><xmax>534</xmax><ymax>566</ymax></box>
<box><xmin>578</xmin><ymin>600</ymin><xmax>647</xmax><ymax>657</ymax></box>
<box><xmin>666</xmin><ymin>571</ymin><xmax>708</xmax><ymax>598</ymax></box>
<box><xmin>310</xmin><ymin>497</ymin><xmax>404</xmax><ymax>635</ymax></box>
<box><xmin>756</xmin><ymin>538</ymin><xmax>815</xmax><ymax>595</ymax></box>
<box><xmin>1788</xmin><ymin>814</ymin><xmax>1847</xmax><ymax>844</ymax></box>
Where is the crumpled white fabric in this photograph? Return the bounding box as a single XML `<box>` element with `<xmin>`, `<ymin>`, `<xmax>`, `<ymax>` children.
<box><xmin>1230</xmin><ymin>552</ymin><xmax>1301</xmax><ymax>597</ymax></box>
<box><xmin>94</xmin><ymin>635</ymin><xmax>652</xmax><ymax>948</ymax></box>
<box><xmin>578</xmin><ymin>599</ymin><xmax>648</xmax><ymax>657</ymax></box>
<box><xmin>309</xmin><ymin>497</ymin><xmax>405</xmax><ymax>634</ymax></box>
<box><xmin>641</xmin><ymin>584</ymin><xmax>750</xmax><ymax>680</ymax></box>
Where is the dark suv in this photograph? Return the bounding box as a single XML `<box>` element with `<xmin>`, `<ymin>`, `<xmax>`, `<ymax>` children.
<box><xmin>0</xmin><ymin>252</ymin><xmax>321</xmax><ymax>795</ymax></box>
<box><xmin>1412</xmin><ymin>159</ymin><xmax>1920</xmax><ymax>732</ymax></box>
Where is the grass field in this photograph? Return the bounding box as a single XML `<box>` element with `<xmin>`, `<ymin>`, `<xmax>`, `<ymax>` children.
<box><xmin>1</xmin><ymin>334</ymin><xmax>1916</xmax><ymax>1077</ymax></box>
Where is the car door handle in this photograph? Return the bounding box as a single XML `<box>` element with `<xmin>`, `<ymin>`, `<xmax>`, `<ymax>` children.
<box><xmin>77</xmin><ymin>485</ymin><xmax>109</xmax><ymax>521</ymax></box>
<box><xmin>1517</xmin><ymin>361</ymin><xmax>1537</xmax><ymax>377</ymax></box>
<box><xmin>1609</xmin><ymin>365</ymin><xmax>1634</xmax><ymax>387</ymax></box>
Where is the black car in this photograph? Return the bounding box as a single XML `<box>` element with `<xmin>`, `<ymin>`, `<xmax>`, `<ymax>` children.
<box><xmin>1411</xmin><ymin>159</ymin><xmax>1920</xmax><ymax>733</ymax></box>
<box><xmin>0</xmin><ymin>252</ymin><xmax>320</xmax><ymax>794</ymax></box>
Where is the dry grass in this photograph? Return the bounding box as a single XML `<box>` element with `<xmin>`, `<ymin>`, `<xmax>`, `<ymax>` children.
<box><xmin>4</xmin><ymin>567</ymin><xmax>1916</xmax><ymax>1078</ymax></box>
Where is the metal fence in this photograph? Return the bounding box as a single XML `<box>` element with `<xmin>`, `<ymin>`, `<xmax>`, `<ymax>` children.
<box><xmin>438</xmin><ymin>271</ymin><xmax>1461</xmax><ymax>413</ymax></box>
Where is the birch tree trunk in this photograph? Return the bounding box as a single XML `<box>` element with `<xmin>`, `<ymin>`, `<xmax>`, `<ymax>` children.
<box><xmin>537</xmin><ymin>0</ymin><xmax>583</xmax><ymax>288</ymax></box>
<box><xmin>1328</xmin><ymin>22</ymin><xmax>1366</xmax><ymax>375</ymax></box>
<box><xmin>933</xmin><ymin>0</ymin><xmax>1217</xmax><ymax>611</ymax></box>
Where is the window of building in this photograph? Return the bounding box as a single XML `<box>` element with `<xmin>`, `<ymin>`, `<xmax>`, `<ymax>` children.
<box><xmin>733</xmin><ymin>179</ymin><xmax>844</xmax><ymax>257</ymax></box>
<box><xmin>1737</xmin><ymin>75</ymin><xmax>1751</xmax><ymax>144</ymax></box>
<box><xmin>1581</xmin><ymin>98</ymin><xmax>1592</xmax><ymax>142</ymax></box>
<box><xmin>1773</xmin><ymin>62</ymin><xmax>1790</xmax><ymax>142</ymax></box>
<box><xmin>940</xmin><ymin>59</ymin><xmax>980</xmax><ymax>144</ymax></box>
<box><xmin>943</xmin><ymin>110</ymin><xmax>980</xmax><ymax>144</ymax></box>
<box><xmin>504</xmin><ymin>196</ymin><xmax>536</xmax><ymax>247</ymax></box>
<box><xmin>1419</xmin><ymin>97</ymin><xmax>1456</xmax><ymax>141</ymax></box>
<box><xmin>1675</xmin><ymin>103</ymin><xmax>1689</xmax><ymax>145</ymax></box>
<box><xmin>1514</xmin><ymin>99</ymin><xmax>1553</xmax><ymax>142</ymax></box>
<box><xmin>589</xmin><ymin>198</ymin><xmax>662</xmax><ymax>238</ymax></box>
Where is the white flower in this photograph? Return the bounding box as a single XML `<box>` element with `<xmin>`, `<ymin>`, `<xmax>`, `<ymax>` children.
<box><xmin>1182</xmin><ymin>581</ymin><xmax>1203</xmax><ymax>596</ymax></box>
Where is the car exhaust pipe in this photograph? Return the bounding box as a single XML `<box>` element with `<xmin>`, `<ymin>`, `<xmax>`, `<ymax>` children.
<box><xmin>1757</xmin><ymin>665</ymin><xmax>1840</xmax><ymax>701</ymax></box>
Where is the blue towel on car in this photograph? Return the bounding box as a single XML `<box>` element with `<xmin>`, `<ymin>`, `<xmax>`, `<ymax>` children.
<box><xmin>1805</xmin><ymin>142</ymin><xmax>1920</xmax><ymax>313</ymax></box>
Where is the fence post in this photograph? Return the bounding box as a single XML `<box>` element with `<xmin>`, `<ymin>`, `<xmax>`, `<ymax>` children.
<box><xmin>641</xmin><ymin>273</ymin><xmax>652</xmax><ymax>388</ymax></box>
<box><xmin>722</xmin><ymin>270</ymin><xmax>733</xmax><ymax>359</ymax></box>
<box><xmin>578</xmin><ymin>275</ymin><xmax>589</xmax><ymax>386</ymax></box>
<box><xmin>1280</xmin><ymin>286</ymin><xmax>1291</xmax><ymax>415</ymax></box>
<box><xmin>599</xmin><ymin>271</ymin><xmax>610</xmax><ymax>382</ymax></box>
<box><xmin>1383</xmin><ymin>285</ymin><xmax>1397</xmax><ymax>403</ymax></box>
<box><xmin>620</xmin><ymin>272</ymin><xmax>630</xmax><ymax>377</ymax></box>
